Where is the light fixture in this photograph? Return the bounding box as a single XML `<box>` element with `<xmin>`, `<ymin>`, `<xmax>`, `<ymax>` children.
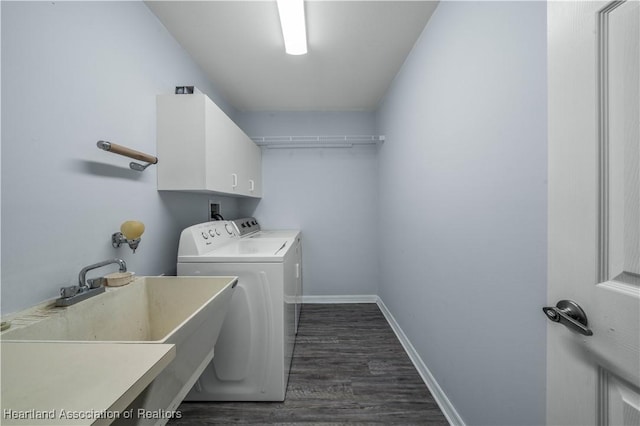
<box><xmin>277</xmin><ymin>0</ymin><xmax>307</xmax><ymax>55</ymax></box>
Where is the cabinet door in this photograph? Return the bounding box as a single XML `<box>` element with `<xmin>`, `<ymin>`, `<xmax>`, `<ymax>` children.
<box><xmin>229</xmin><ymin>127</ymin><xmax>261</xmax><ymax>197</ymax></box>
<box><xmin>157</xmin><ymin>95</ymin><xmax>207</xmax><ymax>190</ymax></box>
<box><xmin>204</xmin><ymin>97</ymin><xmax>236</xmax><ymax>194</ymax></box>
<box><xmin>246</xmin><ymin>140</ymin><xmax>262</xmax><ymax>198</ymax></box>
<box><xmin>230</xmin><ymin>124</ymin><xmax>252</xmax><ymax>196</ymax></box>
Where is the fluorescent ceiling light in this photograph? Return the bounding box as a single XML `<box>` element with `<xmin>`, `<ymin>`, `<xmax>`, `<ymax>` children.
<box><xmin>277</xmin><ymin>0</ymin><xmax>307</xmax><ymax>55</ymax></box>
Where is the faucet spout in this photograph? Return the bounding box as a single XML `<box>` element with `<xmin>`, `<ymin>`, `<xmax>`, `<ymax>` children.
<box><xmin>79</xmin><ymin>258</ymin><xmax>127</xmax><ymax>288</ymax></box>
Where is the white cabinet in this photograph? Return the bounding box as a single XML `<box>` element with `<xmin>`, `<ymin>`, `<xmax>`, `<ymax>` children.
<box><xmin>157</xmin><ymin>94</ymin><xmax>262</xmax><ymax>198</ymax></box>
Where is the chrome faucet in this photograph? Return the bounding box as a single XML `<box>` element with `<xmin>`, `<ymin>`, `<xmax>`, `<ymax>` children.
<box><xmin>79</xmin><ymin>258</ymin><xmax>127</xmax><ymax>289</ymax></box>
<box><xmin>56</xmin><ymin>258</ymin><xmax>127</xmax><ymax>307</ymax></box>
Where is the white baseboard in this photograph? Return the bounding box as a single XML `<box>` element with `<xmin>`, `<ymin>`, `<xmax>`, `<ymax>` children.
<box><xmin>376</xmin><ymin>298</ymin><xmax>465</xmax><ymax>426</ymax></box>
<box><xmin>301</xmin><ymin>295</ymin><xmax>378</xmax><ymax>304</ymax></box>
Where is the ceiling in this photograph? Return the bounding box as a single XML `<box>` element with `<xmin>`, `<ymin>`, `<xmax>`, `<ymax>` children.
<box><xmin>146</xmin><ymin>1</ymin><xmax>438</xmax><ymax>112</ymax></box>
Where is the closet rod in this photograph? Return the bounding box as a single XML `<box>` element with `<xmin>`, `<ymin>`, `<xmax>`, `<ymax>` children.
<box><xmin>251</xmin><ymin>135</ymin><xmax>385</xmax><ymax>148</ymax></box>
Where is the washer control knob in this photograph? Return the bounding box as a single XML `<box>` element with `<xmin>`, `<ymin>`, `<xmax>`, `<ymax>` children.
<box><xmin>225</xmin><ymin>224</ymin><xmax>234</xmax><ymax>235</ymax></box>
<box><xmin>215</xmin><ymin>228</ymin><xmax>221</xmax><ymax>236</ymax></box>
<box><xmin>208</xmin><ymin>230</ymin><xmax>216</xmax><ymax>237</ymax></box>
<box><xmin>201</xmin><ymin>231</ymin><xmax>209</xmax><ymax>239</ymax></box>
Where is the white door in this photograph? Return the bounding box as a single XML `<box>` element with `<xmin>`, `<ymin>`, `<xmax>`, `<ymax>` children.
<box><xmin>547</xmin><ymin>1</ymin><xmax>640</xmax><ymax>425</ymax></box>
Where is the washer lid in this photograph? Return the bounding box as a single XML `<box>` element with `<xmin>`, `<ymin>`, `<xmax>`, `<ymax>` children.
<box><xmin>245</xmin><ymin>229</ymin><xmax>300</xmax><ymax>240</ymax></box>
<box><xmin>178</xmin><ymin>238</ymin><xmax>291</xmax><ymax>263</ymax></box>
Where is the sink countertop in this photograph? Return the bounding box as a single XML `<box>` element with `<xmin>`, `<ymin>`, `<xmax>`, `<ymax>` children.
<box><xmin>0</xmin><ymin>341</ymin><xmax>176</xmax><ymax>425</ymax></box>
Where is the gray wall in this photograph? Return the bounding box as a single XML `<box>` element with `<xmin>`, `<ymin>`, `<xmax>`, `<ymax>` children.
<box><xmin>236</xmin><ymin>112</ymin><xmax>379</xmax><ymax>297</ymax></box>
<box><xmin>1</xmin><ymin>1</ymin><xmax>241</xmax><ymax>314</ymax></box>
<box><xmin>376</xmin><ymin>2</ymin><xmax>547</xmax><ymax>425</ymax></box>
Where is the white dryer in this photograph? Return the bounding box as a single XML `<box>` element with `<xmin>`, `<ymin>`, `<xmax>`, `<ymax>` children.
<box><xmin>177</xmin><ymin>220</ymin><xmax>301</xmax><ymax>401</ymax></box>
<box><xmin>228</xmin><ymin>217</ymin><xmax>303</xmax><ymax>331</ymax></box>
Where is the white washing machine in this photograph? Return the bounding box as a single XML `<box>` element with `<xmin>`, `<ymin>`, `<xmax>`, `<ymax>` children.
<box><xmin>177</xmin><ymin>219</ymin><xmax>302</xmax><ymax>401</ymax></box>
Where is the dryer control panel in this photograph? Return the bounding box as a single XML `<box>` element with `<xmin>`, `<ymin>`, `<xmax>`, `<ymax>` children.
<box><xmin>230</xmin><ymin>217</ymin><xmax>261</xmax><ymax>237</ymax></box>
<box><xmin>178</xmin><ymin>221</ymin><xmax>239</xmax><ymax>256</ymax></box>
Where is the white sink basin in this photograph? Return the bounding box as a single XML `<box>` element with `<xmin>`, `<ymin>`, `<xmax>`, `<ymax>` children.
<box><xmin>1</xmin><ymin>276</ymin><xmax>237</xmax><ymax>425</ymax></box>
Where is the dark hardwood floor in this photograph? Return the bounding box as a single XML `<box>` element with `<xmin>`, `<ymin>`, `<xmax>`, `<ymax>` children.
<box><xmin>170</xmin><ymin>304</ymin><xmax>449</xmax><ymax>425</ymax></box>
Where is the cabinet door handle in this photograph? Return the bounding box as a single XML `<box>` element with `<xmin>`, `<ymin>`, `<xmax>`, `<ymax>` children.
<box><xmin>231</xmin><ymin>173</ymin><xmax>238</xmax><ymax>188</ymax></box>
<box><xmin>249</xmin><ymin>179</ymin><xmax>255</xmax><ymax>192</ymax></box>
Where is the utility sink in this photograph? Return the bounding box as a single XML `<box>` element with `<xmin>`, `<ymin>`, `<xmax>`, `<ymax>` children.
<box><xmin>1</xmin><ymin>276</ymin><xmax>236</xmax><ymax>343</ymax></box>
<box><xmin>1</xmin><ymin>276</ymin><xmax>237</xmax><ymax>425</ymax></box>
